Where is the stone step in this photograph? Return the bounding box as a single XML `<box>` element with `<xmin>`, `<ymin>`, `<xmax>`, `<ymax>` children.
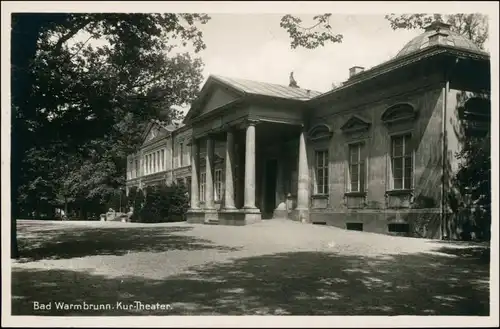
<box><xmin>204</xmin><ymin>220</ymin><xmax>219</xmax><ymax>225</ymax></box>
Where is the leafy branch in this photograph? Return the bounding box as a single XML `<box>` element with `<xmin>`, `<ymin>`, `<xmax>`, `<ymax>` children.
<box><xmin>280</xmin><ymin>14</ymin><xmax>343</xmax><ymax>49</ymax></box>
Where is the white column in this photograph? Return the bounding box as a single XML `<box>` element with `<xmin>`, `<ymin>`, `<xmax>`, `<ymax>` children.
<box><xmin>190</xmin><ymin>140</ymin><xmax>199</xmax><ymax>209</ymax></box>
<box><xmin>297</xmin><ymin>127</ymin><xmax>310</xmax><ymax>209</ymax></box>
<box><xmin>205</xmin><ymin>137</ymin><xmax>215</xmax><ymax>209</ymax></box>
<box><xmin>224</xmin><ymin>130</ymin><xmax>236</xmax><ymax>209</ymax></box>
<box><xmin>244</xmin><ymin>120</ymin><xmax>257</xmax><ymax>209</ymax></box>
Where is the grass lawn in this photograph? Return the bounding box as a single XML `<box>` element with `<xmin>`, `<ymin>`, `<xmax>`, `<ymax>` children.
<box><xmin>11</xmin><ymin>219</ymin><xmax>490</xmax><ymax>316</ymax></box>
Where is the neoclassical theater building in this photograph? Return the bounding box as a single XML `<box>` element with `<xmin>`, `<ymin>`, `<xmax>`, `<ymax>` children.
<box><xmin>126</xmin><ymin>22</ymin><xmax>491</xmax><ymax>239</ymax></box>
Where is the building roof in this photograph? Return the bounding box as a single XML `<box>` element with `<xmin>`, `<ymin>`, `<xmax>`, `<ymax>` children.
<box><xmin>310</xmin><ymin>22</ymin><xmax>490</xmax><ymax>104</ymax></box>
<box><xmin>212</xmin><ymin>75</ymin><xmax>322</xmax><ymax>100</ymax></box>
<box><xmin>395</xmin><ymin>21</ymin><xmax>486</xmax><ymax>59</ymax></box>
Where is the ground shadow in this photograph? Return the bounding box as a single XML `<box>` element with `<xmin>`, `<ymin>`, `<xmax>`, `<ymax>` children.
<box><xmin>12</xmin><ymin>245</ymin><xmax>490</xmax><ymax>316</ymax></box>
<box><xmin>16</xmin><ymin>224</ymin><xmax>239</xmax><ymax>261</ymax></box>
<box><xmin>427</xmin><ymin>240</ymin><xmax>490</xmax><ymax>264</ymax></box>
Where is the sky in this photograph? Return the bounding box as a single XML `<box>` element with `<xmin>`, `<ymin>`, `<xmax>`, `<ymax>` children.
<box><xmin>195</xmin><ymin>14</ymin><xmax>422</xmax><ymax>93</ymax></box>
<box><xmin>66</xmin><ymin>11</ymin><xmax>492</xmax><ymax>115</ymax></box>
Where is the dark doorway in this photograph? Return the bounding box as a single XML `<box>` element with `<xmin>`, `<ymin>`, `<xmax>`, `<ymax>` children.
<box><xmin>263</xmin><ymin>159</ymin><xmax>278</xmax><ymax>219</ymax></box>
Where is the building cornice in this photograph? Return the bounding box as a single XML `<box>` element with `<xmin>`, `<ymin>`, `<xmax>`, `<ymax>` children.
<box><xmin>309</xmin><ymin>45</ymin><xmax>489</xmax><ymax>106</ymax></box>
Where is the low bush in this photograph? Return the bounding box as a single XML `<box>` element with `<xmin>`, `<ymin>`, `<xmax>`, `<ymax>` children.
<box><xmin>132</xmin><ymin>182</ymin><xmax>189</xmax><ymax>223</ymax></box>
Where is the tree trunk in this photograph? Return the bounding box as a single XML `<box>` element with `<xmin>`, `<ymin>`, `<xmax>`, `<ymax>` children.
<box><xmin>11</xmin><ymin>14</ymin><xmax>45</xmax><ymax>259</ymax></box>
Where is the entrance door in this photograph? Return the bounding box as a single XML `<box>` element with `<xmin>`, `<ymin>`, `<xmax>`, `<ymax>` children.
<box><xmin>263</xmin><ymin>159</ymin><xmax>278</xmax><ymax>219</ymax></box>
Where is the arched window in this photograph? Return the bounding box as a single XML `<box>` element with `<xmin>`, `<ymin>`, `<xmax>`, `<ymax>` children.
<box><xmin>381</xmin><ymin>103</ymin><xmax>417</xmax><ymax>125</ymax></box>
<box><xmin>307</xmin><ymin>124</ymin><xmax>333</xmax><ymax>141</ymax></box>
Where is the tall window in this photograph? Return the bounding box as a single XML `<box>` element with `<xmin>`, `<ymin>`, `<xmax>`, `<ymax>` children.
<box><xmin>315</xmin><ymin>150</ymin><xmax>329</xmax><ymax>195</ymax></box>
<box><xmin>153</xmin><ymin>152</ymin><xmax>157</xmax><ymax>173</ymax></box>
<box><xmin>157</xmin><ymin>151</ymin><xmax>160</xmax><ymax>172</ymax></box>
<box><xmin>214</xmin><ymin>168</ymin><xmax>223</xmax><ymax>201</ymax></box>
<box><xmin>179</xmin><ymin>143</ymin><xmax>184</xmax><ymax>167</ymax></box>
<box><xmin>160</xmin><ymin>149</ymin><xmax>165</xmax><ymax>171</ymax></box>
<box><xmin>200</xmin><ymin>171</ymin><xmax>206</xmax><ymax>202</ymax></box>
<box><xmin>135</xmin><ymin>159</ymin><xmax>139</xmax><ymax>178</ymax></box>
<box><xmin>348</xmin><ymin>143</ymin><xmax>365</xmax><ymax>192</ymax></box>
<box><xmin>391</xmin><ymin>134</ymin><xmax>413</xmax><ymax>190</ymax></box>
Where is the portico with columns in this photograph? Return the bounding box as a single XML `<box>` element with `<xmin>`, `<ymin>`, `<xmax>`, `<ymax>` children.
<box><xmin>184</xmin><ymin>75</ymin><xmax>318</xmax><ymax>225</ymax></box>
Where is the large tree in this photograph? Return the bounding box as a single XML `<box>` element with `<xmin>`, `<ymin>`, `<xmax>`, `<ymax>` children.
<box><xmin>11</xmin><ymin>13</ymin><xmax>209</xmax><ymax>258</ymax></box>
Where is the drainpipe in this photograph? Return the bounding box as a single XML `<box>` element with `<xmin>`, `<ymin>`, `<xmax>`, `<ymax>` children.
<box><xmin>441</xmin><ymin>80</ymin><xmax>448</xmax><ymax>240</ymax></box>
<box><xmin>441</xmin><ymin>57</ymin><xmax>460</xmax><ymax>240</ymax></box>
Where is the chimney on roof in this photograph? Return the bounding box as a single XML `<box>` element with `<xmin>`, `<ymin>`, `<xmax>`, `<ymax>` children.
<box><xmin>424</xmin><ymin>20</ymin><xmax>452</xmax><ymax>33</ymax></box>
<box><xmin>425</xmin><ymin>21</ymin><xmax>452</xmax><ymax>46</ymax></box>
<box><xmin>349</xmin><ymin>66</ymin><xmax>365</xmax><ymax>78</ymax></box>
<box><xmin>289</xmin><ymin>71</ymin><xmax>299</xmax><ymax>88</ymax></box>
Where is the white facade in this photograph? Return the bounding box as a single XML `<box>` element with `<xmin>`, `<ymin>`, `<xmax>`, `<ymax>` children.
<box><xmin>126</xmin><ymin>121</ymin><xmax>192</xmax><ymax>193</ymax></box>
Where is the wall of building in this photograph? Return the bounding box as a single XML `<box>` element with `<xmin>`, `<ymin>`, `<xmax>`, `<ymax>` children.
<box><xmin>307</xmin><ymin>76</ymin><xmax>445</xmax><ymax>239</ymax></box>
<box><xmin>126</xmin><ymin>124</ymin><xmax>194</xmax><ymax>191</ymax></box>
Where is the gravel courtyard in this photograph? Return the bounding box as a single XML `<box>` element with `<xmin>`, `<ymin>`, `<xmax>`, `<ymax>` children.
<box><xmin>11</xmin><ymin>219</ymin><xmax>490</xmax><ymax>316</ymax></box>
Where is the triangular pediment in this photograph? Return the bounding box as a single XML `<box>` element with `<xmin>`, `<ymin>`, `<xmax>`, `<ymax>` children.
<box><xmin>141</xmin><ymin>121</ymin><xmax>171</xmax><ymax>145</ymax></box>
<box><xmin>200</xmin><ymin>87</ymin><xmax>241</xmax><ymax>116</ymax></box>
<box><xmin>340</xmin><ymin>115</ymin><xmax>371</xmax><ymax>133</ymax></box>
<box><xmin>184</xmin><ymin>76</ymin><xmax>245</xmax><ymax>123</ymax></box>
